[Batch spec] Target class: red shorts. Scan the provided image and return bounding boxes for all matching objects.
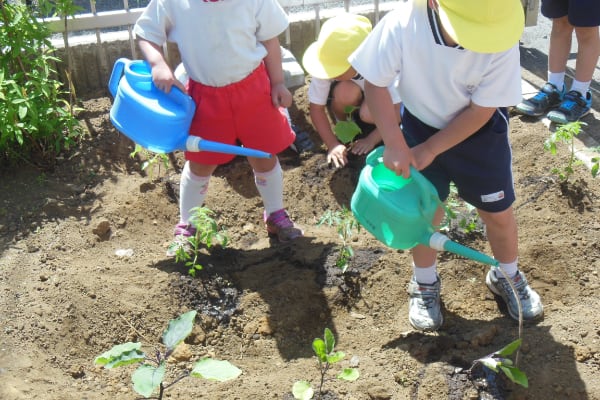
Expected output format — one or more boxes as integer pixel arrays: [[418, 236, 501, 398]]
[[186, 63, 295, 165]]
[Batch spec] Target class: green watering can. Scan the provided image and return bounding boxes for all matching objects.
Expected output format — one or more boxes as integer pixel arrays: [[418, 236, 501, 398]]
[[351, 147, 499, 267]]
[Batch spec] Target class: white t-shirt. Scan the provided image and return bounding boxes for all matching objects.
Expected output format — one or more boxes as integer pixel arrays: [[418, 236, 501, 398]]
[[307, 75, 401, 106], [134, 0, 288, 87], [349, 0, 522, 129]]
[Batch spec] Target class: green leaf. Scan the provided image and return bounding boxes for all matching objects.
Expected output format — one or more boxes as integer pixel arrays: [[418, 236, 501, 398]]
[[18, 105, 27, 119], [132, 363, 166, 398], [292, 380, 314, 400], [495, 338, 521, 357], [162, 310, 196, 351], [190, 358, 242, 381], [499, 365, 529, 388], [324, 328, 335, 354], [326, 350, 345, 364], [94, 342, 144, 368], [312, 338, 327, 362], [334, 120, 362, 144], [337, 368, 360, 381]]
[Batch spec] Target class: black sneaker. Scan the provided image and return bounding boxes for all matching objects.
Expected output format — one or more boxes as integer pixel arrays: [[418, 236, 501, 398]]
[[547, 90, 592, 124], [515, 82, 565, 117]]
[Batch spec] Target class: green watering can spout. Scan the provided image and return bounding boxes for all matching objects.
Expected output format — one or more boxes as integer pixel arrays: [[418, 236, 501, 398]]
[[427, 232, 499, 267], [351, 146, 499, 267]]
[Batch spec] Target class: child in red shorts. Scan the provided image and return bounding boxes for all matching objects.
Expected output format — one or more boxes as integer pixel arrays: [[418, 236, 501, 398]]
[[133, 0, 303, 256]]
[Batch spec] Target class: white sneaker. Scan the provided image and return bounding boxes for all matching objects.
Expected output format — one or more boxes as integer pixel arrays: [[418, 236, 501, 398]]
[[407, 276, 443, 331], [486, 269, 543, 321]]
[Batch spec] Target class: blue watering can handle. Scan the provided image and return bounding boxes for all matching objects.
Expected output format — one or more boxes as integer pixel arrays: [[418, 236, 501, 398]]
[[108, 57, 129, 98]]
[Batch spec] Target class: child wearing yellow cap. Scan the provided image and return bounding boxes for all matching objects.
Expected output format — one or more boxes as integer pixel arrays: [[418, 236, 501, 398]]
[[302, 13, 402, 168], [350, 0, 543, 331]]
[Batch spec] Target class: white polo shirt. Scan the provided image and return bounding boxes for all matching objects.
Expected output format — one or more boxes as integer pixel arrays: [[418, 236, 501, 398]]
[[134, 0, 288, 87], [349, 0, 522, 129]]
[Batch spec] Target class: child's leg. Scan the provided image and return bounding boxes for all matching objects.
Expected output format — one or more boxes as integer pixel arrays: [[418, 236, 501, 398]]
[[179, 161, 217, 224], [248, 156, 283, 215], [571, 25, 600, 94], [330, 80, 362, 121], [247, 155, 303, 242], [548, 16, 573, 79]]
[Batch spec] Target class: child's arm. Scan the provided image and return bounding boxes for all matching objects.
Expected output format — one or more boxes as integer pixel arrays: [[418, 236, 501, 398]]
[[262, 37, 292, 108], [309, 102, 348, 168], [138, 38, 186, 94], [364, 81, 413, 178]]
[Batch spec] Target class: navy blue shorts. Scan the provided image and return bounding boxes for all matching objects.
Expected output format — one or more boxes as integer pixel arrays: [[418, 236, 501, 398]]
[[542, 0, 600, 27], [401, 107, 515, 213]]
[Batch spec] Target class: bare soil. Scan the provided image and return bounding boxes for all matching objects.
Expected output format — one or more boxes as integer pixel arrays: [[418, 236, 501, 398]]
[[1, 83, 599, 400]]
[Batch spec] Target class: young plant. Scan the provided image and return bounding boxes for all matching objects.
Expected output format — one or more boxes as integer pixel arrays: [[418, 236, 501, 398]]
[[317, 206, 361, 273], [94, 310, 241, 399], [442, 183, 482, 236], [544, 121, 598, 181], [471, 338, 528, 388], [173, 207, 229, 277], [130, 145, 170, 180], [333, 105, 362, 144], [292, 327, 359, 400]]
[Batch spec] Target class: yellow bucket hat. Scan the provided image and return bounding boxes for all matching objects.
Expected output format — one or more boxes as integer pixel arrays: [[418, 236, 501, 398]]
[[437, 0, 524, 53], [302, 14, 372, 79]]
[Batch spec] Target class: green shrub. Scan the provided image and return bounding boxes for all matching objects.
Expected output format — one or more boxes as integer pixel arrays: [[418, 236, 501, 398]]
[[0, 0, 82, 167]]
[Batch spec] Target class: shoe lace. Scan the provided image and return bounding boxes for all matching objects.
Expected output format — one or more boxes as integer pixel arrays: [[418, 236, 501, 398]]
[[413, 285, 439, 310], [499, 274, 530, 301]]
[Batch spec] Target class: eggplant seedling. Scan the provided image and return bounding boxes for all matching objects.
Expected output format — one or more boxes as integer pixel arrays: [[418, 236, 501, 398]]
[[94, 310, 241, 399], [318, 206, 361, 273], [292, 327, 359, 400]]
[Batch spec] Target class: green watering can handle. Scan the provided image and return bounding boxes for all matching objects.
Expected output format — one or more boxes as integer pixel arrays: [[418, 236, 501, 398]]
[[407, 165, 443, 219]]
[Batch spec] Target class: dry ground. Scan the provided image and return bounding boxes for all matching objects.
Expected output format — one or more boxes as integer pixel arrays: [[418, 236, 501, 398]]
[[0, 82, 599, 400]]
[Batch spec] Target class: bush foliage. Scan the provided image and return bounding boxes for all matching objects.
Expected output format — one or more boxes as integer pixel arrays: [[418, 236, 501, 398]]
[[0, 0, 82, 168]]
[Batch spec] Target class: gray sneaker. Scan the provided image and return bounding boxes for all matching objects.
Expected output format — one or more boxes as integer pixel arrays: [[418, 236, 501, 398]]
[[407, 276, 443, 331], [486, 270, 543, 321]]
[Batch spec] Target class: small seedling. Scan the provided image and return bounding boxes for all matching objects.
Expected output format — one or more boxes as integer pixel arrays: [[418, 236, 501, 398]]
[[292, 327, 359, 400], [333, 105, 362, 144], [172, 207, 229, 277], [317, 206, 361, 273], [544, 121, 598, 181], [130, 144, 170, 180], [94, 310, 241, 399], [442, 184, 482, 236], [471, 338, 528, 388]]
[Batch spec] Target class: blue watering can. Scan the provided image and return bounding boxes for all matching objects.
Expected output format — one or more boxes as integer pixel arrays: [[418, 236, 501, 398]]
[[108, 58, 272, 158], [351, 147, 499, 267]]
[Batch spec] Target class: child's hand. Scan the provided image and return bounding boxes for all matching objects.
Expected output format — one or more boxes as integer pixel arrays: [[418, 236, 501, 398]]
[[327, 144, 348, 168], [271, 83, 292, 108], [350, 135, 378, 155], [151, 62, 186, 94]]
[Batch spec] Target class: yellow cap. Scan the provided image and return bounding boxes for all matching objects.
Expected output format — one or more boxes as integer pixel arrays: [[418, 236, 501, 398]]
[[302, 14, 372, 79], [437, 0, 524, 53]]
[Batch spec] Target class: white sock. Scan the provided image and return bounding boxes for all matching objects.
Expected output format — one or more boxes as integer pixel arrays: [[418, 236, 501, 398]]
[[179, 161, 210, 224], [413, 262, 438, 285], [570, 80, 591, 97], [496, 258, 518, 279], [547, 71, 565, 90], [254, 158, 284, 216]]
